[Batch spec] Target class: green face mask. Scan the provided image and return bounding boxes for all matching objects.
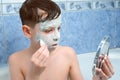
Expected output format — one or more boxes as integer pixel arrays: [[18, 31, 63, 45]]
[[36, 15, 62, 49]]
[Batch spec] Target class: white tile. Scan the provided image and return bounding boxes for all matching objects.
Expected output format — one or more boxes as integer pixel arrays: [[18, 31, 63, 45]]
[[66, 1, 92, 11], [56, 2, 66, 10], [2, 0, 65, 3], [0, 4, 2, 14], [93, 0, 115, 9], [53, 0, 66, 2], [115, 0, 120, 8], [67, 0, 92, 1], [2, 0, 25, 3], [2, 3, 22, 14]]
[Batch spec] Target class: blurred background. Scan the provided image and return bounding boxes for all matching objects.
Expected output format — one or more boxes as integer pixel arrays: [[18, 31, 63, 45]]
[[0, 0, 120, 65]]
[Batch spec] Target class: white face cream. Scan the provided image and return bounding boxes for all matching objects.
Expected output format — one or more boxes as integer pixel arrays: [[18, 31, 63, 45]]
[[36, 15, 62, 48]]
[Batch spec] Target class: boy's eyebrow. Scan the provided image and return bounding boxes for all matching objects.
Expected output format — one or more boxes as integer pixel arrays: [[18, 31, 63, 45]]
[[42, 27, 54, 30], [44, 25, 61, 29]]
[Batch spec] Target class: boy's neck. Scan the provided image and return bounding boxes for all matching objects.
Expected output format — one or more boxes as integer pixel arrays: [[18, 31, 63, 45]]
[[28, 44, 57, 55]]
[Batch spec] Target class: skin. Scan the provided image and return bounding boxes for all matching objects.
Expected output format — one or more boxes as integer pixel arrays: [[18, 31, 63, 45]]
[[8, 22, 83, 80], [8, 9, 114, 80], [93, 55, 114, 80]]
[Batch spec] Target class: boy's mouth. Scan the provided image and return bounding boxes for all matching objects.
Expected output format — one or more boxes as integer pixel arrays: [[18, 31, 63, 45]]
[[52, 44, 58, 46]]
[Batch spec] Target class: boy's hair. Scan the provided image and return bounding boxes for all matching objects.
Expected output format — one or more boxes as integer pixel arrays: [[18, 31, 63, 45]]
[[19, 0, 61, 28]]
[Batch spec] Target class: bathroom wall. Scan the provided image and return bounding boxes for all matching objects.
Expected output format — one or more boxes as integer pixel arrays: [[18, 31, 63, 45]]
[[0, 0, 120, 64]]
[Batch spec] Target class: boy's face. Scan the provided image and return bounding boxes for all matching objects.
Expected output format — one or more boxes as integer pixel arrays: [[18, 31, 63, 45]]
[[36, 16, 62, 49]]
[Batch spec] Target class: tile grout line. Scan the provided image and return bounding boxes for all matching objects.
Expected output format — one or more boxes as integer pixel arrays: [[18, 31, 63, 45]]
[[1, 0, 7, 63], [114, 8, 117, 48]]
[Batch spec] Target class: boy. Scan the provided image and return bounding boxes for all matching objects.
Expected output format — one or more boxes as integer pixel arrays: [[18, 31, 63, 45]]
[[8, 0, 114, 80]]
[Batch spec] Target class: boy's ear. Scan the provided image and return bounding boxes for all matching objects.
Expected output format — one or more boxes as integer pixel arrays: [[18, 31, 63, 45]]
[[22, 25, 31, 38]]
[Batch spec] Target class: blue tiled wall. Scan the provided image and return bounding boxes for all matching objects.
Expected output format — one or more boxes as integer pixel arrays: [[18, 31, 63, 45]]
[[0, 16, 6, 64], [63, 10, 116, 53], [116, 9, 120, 47], [0, 0, 120, 64], [4, 15, 29, 56]]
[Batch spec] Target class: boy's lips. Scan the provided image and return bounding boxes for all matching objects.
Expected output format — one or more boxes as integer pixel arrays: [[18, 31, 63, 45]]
[[52, 44, 58, 46]]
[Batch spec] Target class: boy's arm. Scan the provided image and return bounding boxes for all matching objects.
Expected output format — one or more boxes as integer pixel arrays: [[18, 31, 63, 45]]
[[68, 48, 83, 80], [9, 54, 24, 80], [9, 45, 49, 80], [26, 45, 49, 80], [68, 48, 114, 80]]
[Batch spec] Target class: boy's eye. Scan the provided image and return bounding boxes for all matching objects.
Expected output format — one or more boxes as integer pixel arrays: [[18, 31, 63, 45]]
[[44, 29, 53, 33]]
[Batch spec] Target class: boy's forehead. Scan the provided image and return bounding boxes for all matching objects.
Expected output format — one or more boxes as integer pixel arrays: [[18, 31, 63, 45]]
[[40, 15, 62, 30]]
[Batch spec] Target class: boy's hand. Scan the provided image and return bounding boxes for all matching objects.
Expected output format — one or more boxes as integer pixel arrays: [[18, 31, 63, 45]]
[[27, 45, 49, 78], [31, 45, 49, 67], [93, 55, 114, 80]]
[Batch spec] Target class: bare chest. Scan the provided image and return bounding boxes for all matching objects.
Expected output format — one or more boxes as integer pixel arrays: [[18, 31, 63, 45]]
[[22, 54, 70, 80]]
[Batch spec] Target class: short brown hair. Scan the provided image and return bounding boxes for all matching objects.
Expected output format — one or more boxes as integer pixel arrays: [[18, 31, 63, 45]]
[[19, 0, 61, 28]]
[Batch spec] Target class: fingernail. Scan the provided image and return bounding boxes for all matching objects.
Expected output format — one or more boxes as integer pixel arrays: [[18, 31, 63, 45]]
[[104, 55, 107, 60]]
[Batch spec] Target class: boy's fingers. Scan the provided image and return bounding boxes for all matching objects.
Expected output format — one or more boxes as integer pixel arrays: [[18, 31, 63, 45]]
[[38, 47, 49, 66], [37, 45, 47, 58], [104, 55, 114, 74], [101, 60, 113, 78], [31, 45, 49, 67], [96, 68, 109, 80], [38, 46, 49, 61], [40, 52, 49, 67], [95, 55, 114, 80], [32, 45, 46, 58]]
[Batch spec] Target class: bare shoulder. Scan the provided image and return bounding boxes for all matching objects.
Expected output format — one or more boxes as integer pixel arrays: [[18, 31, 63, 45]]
[[57, 46, 77, 60], [8, 49, 28, 66], [8, 49, 29, 80]]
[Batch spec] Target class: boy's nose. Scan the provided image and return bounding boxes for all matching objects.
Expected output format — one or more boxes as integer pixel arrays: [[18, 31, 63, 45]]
[[53, 38, 58, 41], [52, 31, 60, 41]]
